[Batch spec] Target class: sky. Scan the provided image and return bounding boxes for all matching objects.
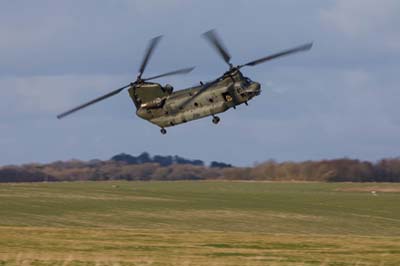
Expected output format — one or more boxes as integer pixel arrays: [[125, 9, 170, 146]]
[[1, 0, 400, 166]]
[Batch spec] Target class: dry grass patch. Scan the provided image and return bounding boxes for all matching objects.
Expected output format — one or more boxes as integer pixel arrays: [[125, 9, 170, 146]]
[[1, 227, 400, 265], [336, 186, 400, 193]]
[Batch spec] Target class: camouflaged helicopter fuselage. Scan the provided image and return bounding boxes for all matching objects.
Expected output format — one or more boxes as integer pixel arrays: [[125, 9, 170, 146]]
[[131, 70, 261, 128]]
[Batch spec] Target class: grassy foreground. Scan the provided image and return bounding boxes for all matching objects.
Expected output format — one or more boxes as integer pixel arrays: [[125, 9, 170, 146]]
[[0, 181, 399, 266]]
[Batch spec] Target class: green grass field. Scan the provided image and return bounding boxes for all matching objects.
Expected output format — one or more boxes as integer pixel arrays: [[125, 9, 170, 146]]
[[0, 181, 400, 266]]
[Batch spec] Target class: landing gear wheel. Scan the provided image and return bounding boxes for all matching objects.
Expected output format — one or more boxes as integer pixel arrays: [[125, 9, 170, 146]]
[[160, 128, 167, 135], [212, 116, 220, 125]]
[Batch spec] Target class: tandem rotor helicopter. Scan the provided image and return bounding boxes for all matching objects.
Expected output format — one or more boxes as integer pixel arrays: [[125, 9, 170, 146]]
[[57, 30, 312, 134]]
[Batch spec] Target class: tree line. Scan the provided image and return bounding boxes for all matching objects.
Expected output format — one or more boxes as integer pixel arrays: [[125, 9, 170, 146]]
[[0, 153, 400, 183]]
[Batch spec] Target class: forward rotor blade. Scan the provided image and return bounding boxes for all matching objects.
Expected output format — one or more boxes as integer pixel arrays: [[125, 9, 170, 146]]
[[239, 43, 313, 68], [138, 35, 163, 78], [203, 29, 231, 66], [143, 67, 195, 81], [57, 84, 131, 119], [174, 78, 219, 111]]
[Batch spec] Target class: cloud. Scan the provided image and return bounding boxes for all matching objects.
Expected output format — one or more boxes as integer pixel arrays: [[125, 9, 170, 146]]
[[320, 0, 400, 49], [0, 74, 133, 118]]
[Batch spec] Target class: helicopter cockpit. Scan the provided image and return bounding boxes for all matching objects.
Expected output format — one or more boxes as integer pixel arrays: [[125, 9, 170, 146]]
[[163, 84, 174, 94], [244, 77, 252, 84]]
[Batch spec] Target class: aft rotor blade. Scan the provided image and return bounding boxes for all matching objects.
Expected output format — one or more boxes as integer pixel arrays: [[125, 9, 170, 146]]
[[174, 78, 219, 111], [57, 84, 131, 119], [239, 43, 313, 68], [138, 35, 163, 78], [143, 67, 195, 81], [203, 29, 231, 66]]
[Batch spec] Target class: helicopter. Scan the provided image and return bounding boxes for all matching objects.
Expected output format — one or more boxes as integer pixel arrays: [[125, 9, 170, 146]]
[[57, 30, 312, 135]]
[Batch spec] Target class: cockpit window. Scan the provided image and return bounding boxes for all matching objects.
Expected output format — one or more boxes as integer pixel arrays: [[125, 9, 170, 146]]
[[244, 77, 252, 84]]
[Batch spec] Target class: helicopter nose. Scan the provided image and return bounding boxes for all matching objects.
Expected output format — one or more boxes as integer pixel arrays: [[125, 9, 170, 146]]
[[248, 82, 261, 96]]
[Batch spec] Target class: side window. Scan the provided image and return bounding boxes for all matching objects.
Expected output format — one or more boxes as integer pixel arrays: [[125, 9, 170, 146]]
[[222, 92, 233, 102]]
